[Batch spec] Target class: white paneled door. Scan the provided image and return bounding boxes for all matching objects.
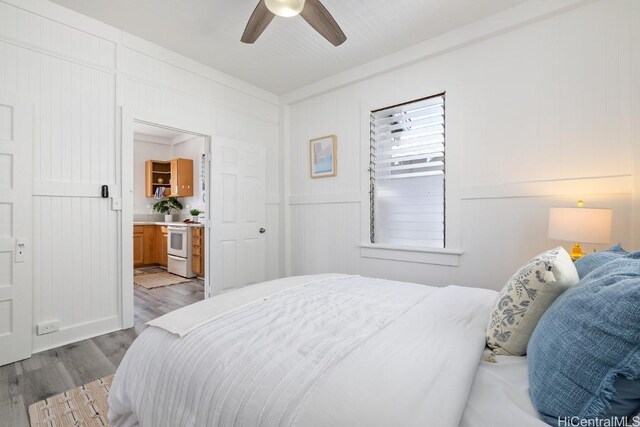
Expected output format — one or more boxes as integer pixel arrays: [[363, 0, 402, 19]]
[[210, 139, 266, 295], [0, 92, 32, 366]]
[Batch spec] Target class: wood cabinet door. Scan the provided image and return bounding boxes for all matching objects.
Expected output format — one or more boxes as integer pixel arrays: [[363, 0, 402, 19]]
[[170, 159, 179, 196], [133, 233, 144, 267], [170, 158, 194, 197], [191, 228, 200, 276], [179, 158, 194, 197], [142, 226, 157, 265], [158, 227, 168, 267], [145, 160, 153, 197], [192, 253, 201, 276]]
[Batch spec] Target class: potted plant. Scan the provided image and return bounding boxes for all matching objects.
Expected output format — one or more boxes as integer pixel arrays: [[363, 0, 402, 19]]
[[190, 209, 202, 223], [153, 197, 183, 222]]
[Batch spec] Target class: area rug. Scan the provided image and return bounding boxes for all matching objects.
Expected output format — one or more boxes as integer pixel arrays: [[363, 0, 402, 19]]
[[29, 375, 114, 427], [133, 271, 191, 289]]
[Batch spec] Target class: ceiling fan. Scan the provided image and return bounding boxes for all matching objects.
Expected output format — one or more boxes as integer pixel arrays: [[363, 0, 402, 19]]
[[241, 0, 347, 46]]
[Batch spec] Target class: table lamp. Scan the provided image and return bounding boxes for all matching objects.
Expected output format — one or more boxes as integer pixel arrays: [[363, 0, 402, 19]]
[[548, 201, 612, 261]]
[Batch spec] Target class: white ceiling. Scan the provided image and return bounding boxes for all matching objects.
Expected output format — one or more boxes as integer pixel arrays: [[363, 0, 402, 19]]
[[50, 0, 527, 95]]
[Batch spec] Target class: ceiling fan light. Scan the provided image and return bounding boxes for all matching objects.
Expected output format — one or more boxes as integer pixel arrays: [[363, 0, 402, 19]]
[[265, 0, 306, 17]]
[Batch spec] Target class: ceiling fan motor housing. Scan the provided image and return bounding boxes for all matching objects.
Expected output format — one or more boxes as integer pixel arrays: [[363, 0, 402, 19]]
[[265, 0, 306, 17]]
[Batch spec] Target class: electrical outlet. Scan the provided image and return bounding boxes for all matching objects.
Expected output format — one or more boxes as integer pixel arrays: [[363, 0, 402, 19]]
[[37, 320, 59, 335]]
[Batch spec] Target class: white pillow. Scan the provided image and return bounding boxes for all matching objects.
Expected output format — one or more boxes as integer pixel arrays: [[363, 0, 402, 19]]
[[486, 246, 579, 356]]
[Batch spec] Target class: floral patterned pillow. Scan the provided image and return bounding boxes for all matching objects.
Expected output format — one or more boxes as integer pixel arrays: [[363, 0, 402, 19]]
[[486, 247, 579, 356]]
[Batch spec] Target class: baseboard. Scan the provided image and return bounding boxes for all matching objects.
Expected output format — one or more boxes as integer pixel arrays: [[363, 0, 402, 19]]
[[32, 315, 121, 354]]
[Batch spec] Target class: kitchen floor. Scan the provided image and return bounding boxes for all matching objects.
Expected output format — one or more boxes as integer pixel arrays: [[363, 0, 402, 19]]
[[134, 266, 204, 290], [0, 272, 204, 427]]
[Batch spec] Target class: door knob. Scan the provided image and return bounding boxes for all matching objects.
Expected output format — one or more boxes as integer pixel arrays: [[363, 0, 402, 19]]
[[259, 228, 266, 234]]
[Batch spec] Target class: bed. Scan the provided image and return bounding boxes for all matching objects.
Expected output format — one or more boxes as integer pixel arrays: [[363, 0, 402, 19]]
[[109, 274, 546, 427]]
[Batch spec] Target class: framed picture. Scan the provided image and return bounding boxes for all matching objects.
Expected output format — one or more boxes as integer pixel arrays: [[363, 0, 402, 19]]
[[310, 135, 337, 178]]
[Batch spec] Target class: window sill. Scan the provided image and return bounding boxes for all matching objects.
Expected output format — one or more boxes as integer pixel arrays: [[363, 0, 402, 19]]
[[359, 243, 463, 266]]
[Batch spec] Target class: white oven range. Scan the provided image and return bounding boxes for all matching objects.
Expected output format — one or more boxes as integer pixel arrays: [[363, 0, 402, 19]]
[[167, 225, 195, 278]]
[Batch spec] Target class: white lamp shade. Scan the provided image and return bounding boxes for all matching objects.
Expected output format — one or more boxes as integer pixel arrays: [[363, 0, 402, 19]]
[[548, 207, 612, 244], [265, 0, 306, 17]]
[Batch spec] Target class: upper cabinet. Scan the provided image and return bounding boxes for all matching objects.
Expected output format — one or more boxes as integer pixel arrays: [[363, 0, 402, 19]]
[[171, 158, 194, 197], [145, 158, 193, 197]]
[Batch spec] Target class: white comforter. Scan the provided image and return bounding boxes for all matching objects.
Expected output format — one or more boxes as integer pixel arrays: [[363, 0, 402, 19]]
[[109, 275, 497, 427]]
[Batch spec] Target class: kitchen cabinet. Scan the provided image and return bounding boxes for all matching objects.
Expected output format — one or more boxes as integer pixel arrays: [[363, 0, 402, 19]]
[[192, 227, 204, 277], [134, 225, 161, 267], [145, 160, 171, 198], [170, 158, 194, 197], [142, 226, 157, 265], [134, 224, 199, 270], [158, 226, 168, 267], [133, 226, 144, 267], [145, 158, 193, 197]]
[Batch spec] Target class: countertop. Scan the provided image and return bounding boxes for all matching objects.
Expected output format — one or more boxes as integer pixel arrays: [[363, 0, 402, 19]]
[[134, 221, 205, 228]]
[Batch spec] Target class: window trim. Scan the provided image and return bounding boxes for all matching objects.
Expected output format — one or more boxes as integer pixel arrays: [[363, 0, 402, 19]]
[[369, 93, 446, 248], [359, 89, 462, 266], [359, 243, 463, 266]]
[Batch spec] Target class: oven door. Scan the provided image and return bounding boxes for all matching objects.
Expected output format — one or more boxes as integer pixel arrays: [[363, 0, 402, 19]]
[[167, 226, 188, 258]]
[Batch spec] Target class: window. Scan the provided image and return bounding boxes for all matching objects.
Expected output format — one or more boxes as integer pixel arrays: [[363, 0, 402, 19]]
[[369, 93, 445, 248]]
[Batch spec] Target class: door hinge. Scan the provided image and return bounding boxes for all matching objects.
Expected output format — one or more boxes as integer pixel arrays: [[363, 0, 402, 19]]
[[205, 152, 212, 162]]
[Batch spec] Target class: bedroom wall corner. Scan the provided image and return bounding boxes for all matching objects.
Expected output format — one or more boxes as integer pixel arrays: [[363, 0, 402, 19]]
[[279, 103, 292, 277]]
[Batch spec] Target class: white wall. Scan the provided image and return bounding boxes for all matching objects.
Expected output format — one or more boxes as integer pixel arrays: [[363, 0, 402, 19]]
[[172, 136, 206, 214], [285, 0, 639, 291], [133, 139, 172, 215], [0, 0, 282, 352]]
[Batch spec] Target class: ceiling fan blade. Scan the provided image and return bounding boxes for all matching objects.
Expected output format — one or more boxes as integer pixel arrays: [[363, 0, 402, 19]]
[[241, 0, 275, 44], [300, 0, 347, 46]]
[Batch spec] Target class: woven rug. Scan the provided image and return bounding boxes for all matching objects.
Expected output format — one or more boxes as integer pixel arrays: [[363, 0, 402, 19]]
[[29, 375, 114, 427], [133, 271, 191, 289]]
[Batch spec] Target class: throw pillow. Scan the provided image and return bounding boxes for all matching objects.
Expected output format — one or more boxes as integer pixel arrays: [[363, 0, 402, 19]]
[[486, 247, 579, 356]]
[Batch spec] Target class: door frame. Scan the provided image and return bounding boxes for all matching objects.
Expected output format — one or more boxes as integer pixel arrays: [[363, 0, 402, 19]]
[[120, 108, 214, 329]]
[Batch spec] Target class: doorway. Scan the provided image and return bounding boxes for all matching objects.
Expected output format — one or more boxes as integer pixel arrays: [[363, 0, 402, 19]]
[[120, 112, 213, 330], [128, 122, 209, 329]]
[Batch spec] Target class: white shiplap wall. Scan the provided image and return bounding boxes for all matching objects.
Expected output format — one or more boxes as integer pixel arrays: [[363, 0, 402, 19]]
[[0, 0, 281, 352], [286, 0, 639, 291]]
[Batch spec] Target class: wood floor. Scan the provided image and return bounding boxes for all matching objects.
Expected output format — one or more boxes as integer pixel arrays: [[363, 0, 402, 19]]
[[0, 272, 204, 427]]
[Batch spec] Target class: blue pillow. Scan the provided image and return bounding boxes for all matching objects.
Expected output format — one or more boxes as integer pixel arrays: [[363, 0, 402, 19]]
[[604, 377, 640, 418], [528, 253, 640, 425], [574, 244, 627, 279]]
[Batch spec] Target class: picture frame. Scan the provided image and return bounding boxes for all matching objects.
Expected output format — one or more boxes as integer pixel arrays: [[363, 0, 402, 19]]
[[310, 135, 337, 178]]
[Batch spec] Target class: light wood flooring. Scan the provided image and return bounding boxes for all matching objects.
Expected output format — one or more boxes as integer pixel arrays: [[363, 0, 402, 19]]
[[0, 269, 203, 427]]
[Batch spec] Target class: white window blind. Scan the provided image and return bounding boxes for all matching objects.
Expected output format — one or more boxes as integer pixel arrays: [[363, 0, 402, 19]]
[[369, 94, 445, 248]]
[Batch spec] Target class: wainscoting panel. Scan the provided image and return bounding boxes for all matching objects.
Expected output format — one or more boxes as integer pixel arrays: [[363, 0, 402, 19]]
[[32, 196, 119, 352], [290, 203, 361, 276]]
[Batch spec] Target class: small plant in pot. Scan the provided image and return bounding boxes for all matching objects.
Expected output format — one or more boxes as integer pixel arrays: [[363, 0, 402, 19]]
[[153, 197, 183, 223], [190, 209, 202, 223]]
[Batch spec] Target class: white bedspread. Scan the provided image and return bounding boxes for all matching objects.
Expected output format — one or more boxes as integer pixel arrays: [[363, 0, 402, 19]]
[[460, 356, 546, 427], [109, 275, 497, 427], [146, 274, 352, 336]]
